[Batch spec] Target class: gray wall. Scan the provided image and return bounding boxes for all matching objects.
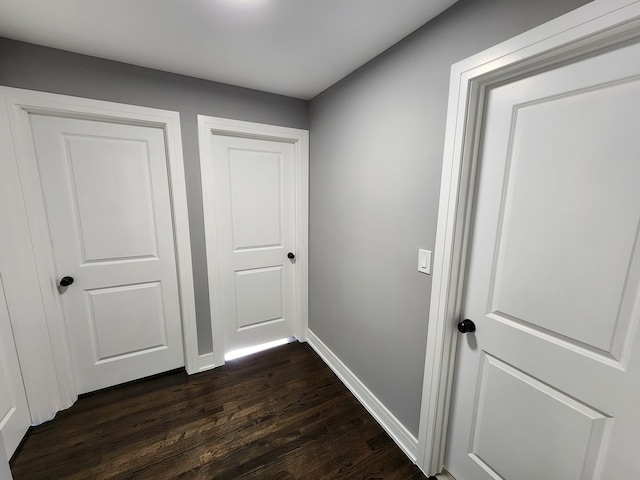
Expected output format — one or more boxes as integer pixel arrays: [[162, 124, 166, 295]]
[[308, 0, 589, 436], [0, 38, 308, 354]]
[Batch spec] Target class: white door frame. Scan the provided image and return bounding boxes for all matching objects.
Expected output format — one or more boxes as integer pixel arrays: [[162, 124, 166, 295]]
[[0, 273, 30, 458], [0, 432, 13, 480], [416, 0, 640, 475], [198, 116, 309, 368], [0, 87, 199, 423]]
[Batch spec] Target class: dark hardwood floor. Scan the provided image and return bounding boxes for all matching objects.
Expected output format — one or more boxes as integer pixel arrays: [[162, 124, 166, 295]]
[[10, 341, 429, 480]]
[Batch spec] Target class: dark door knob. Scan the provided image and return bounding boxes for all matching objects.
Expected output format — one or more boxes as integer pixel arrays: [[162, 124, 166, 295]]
[[59, 276, 74, 287], [287, 252, 295, 260], [457, 319, 476, 334]]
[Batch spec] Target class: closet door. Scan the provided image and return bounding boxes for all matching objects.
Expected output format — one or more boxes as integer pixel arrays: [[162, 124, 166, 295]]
[[28, 114, 186, 394]]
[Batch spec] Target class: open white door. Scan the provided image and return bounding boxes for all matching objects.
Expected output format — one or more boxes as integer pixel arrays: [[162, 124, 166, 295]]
[[446, 36, 640, 479], [418, 1, 640, 478], [199, 116, 309, 364], [0, 276, 30, 460]]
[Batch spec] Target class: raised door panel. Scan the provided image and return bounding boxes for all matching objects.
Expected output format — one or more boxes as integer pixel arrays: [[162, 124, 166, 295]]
[[235, 267, 284, 329], [229, 149, 283, 251], [86, 282, 168, 361], [491, 81, 640, 360], [64, 135, 158, 262]]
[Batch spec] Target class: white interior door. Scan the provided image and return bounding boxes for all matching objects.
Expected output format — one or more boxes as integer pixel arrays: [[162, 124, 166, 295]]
[[29, 114, 185, 395], [209, 134, 297, 354], [445, 39, 640, 479], [0, 275, 30, 459], [0, 431, 12, 480]]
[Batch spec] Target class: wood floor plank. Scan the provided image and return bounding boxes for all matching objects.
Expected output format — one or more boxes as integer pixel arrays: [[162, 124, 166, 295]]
[[10, 342, 427, 480]]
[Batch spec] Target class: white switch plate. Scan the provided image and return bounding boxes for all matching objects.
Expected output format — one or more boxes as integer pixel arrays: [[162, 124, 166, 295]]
[[418, 249, 432, 274]]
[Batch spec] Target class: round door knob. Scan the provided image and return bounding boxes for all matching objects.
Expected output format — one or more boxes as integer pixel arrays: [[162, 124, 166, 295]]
[[59, 276, 74, 287], [287, 252, 295, 260], [457, 319, 476, 334]]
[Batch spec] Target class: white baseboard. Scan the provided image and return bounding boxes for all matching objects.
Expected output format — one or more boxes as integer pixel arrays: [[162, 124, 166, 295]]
[[436, 469, 455, 480], [193, 352, 223, 374], [306, 329, 419, 462]]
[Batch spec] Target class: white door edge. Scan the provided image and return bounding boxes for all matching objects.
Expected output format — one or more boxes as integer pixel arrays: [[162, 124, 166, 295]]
[[416, 0, 640, 475], [436, 470, 456, 480], [0, 86, 198, 423], [198, 115, 309, 367], [0, 432, 13, 480]]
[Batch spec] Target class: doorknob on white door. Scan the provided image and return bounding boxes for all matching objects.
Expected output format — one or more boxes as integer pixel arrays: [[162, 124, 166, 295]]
[[457, 319, 476, 333], [287, 252, 295, 260], [59, 276, 74, 287]]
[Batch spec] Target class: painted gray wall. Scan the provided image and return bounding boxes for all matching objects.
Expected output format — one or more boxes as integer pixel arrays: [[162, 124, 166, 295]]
[[0, 38, 308, 354], [308, 0, 590, 436]]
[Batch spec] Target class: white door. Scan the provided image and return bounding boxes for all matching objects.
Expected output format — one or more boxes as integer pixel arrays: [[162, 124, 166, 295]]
[[0, 431, 13, 480], [209, 134, 297, 354], [445, 39, 640, 478], [29, 114, 185, 394], [0, 275, 30, 459]]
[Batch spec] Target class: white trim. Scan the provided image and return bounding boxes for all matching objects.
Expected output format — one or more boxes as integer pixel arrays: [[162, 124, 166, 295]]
[[196, 352, 222, 373], [416, 0, 640, 475], [198, 115, 309, 366], [435, 470, 455, 480], [0, 87, 199, 421], [307, 329, 419, 463], [0, 432, 13, 480], [0, 92, 67, 424]]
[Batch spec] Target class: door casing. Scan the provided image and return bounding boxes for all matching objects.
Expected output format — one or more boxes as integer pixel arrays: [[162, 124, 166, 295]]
[[0, 87, 198, 423], [416, 0, 640, 475], [0, 274, 30, 459], [198, 115, 309, 369]]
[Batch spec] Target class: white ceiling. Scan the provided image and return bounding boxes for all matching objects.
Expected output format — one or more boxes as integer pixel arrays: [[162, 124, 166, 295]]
[[0, 0, 458, 99]]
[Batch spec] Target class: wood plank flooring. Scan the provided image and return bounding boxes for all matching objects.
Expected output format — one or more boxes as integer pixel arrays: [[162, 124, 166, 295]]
[[10, 341, 429, 480]]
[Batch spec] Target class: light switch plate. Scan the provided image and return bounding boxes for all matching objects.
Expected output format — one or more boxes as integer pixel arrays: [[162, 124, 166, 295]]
[[418, 249, 432, 274]]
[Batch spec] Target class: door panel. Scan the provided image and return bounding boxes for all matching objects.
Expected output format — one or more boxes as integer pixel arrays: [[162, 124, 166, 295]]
[[446, 39, 640, 479], [229, 149, 284, 250], [86, 282, 167, 361], [211, 135, 296, 353], [0, 276, 30, 459], [29, 115, 184, 394], [469, 353, 608, 480], [235, 266, 284, 329], [64, 135, 159, 261], [491, 80, 640, 358]]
